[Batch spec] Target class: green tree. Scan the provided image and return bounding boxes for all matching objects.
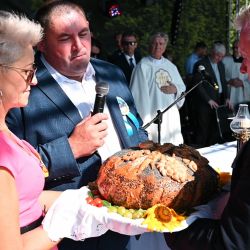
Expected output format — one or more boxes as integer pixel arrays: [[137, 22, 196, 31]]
[[101, 0, 229, 75], [6, 0, 248, 75]]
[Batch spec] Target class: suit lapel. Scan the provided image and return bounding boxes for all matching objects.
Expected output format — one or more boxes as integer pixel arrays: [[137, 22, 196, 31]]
[[121, 53, 130, 69], [35, 57, 81, 125], [205, 57, 218, 83]]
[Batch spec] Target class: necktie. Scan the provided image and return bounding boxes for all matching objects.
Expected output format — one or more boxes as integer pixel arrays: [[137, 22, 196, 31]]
[[129, 57, 134, 69]]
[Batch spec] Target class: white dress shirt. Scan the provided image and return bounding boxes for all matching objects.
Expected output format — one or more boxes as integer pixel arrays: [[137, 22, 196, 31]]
[[210, 60, 223, 94], [40, 55, 122, 161], [125, 54, 136, 66]]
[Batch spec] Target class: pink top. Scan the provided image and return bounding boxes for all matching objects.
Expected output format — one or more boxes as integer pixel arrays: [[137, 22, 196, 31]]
[[0, 131, 45, 227]]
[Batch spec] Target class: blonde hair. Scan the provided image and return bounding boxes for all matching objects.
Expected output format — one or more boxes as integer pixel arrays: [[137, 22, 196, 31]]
[[234, 5, 250, 31], [0, 11, 43, 65]]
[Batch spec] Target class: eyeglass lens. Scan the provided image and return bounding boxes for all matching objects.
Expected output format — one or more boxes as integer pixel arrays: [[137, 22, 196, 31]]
[[27, 69, 35, 83]]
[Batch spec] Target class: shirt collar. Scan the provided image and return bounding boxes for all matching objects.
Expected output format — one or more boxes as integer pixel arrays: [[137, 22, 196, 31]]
[[40, 54, 95, 84], [149, 55, 164, 64], [124, 53, 135, 61]]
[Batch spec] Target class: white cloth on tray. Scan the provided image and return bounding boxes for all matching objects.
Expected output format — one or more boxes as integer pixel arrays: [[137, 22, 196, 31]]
[[42, 187, 108, 241], [42, 186, 230, 242]]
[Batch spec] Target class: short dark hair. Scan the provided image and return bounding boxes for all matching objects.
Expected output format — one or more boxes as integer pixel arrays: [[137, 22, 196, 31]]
[[195, 41, 207, 50], [35, 0, 86, 30], [121, 31, 137, 41]]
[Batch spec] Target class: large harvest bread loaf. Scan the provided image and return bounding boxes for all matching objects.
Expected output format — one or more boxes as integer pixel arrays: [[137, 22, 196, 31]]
[[96, 142, 219, 212]]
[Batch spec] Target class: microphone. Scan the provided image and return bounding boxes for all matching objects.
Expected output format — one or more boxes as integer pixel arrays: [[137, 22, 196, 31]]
[[92, 82, 109, 115], [198, 65, 219, 90]]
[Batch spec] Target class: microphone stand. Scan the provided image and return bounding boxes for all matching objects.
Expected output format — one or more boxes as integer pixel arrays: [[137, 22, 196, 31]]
[[142, 79, 207, 144]]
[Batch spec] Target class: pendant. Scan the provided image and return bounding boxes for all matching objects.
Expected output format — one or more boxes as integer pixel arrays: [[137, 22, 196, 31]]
[[40, 161, 49, 178]]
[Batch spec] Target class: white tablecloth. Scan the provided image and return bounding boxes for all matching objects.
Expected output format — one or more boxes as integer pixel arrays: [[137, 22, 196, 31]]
[[197, 141, 237, 173]]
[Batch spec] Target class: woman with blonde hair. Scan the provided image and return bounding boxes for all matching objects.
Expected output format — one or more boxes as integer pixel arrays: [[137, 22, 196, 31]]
[[0, 11, 61, 249]]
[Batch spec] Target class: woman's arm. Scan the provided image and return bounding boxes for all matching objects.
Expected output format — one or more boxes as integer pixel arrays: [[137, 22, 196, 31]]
[[39, 190, 61, 213], [0, 167, 60, 250]]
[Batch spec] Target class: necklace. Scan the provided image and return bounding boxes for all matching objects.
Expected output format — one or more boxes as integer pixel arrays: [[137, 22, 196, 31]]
[[0, 129, 49, 178]]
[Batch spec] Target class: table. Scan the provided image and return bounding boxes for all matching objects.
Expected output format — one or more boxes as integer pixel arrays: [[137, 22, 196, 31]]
[[197, 141, 237, 172]]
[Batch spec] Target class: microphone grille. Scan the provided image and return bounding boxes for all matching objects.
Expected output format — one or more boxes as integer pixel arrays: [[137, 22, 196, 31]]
[[198, 65, 205, 72], [95, 82, 109, 95]]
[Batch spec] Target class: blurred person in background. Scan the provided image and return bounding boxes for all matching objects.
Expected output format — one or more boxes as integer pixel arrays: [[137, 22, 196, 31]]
[[192, 41, 233, 147], [109, 31, 141, 84], [130, 32, 186, 145], [223, 39, 250, 109], [91, 37, 106, 60], [185, 41, 207, 75]]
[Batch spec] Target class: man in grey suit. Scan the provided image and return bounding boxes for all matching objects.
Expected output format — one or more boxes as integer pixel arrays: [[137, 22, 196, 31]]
[[6, 1, 148, 250]]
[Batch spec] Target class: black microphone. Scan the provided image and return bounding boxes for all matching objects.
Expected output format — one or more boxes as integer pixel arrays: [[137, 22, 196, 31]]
[[198, 65, 219, 90], [92, 82, 109, 115]]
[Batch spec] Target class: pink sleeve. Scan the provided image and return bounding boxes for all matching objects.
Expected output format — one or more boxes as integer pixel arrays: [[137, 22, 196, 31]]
[[0, 136, 19, 178]]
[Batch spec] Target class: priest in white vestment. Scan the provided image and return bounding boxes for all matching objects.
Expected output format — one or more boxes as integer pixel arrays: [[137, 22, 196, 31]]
[[222, 39, 250, 108], [130, 32, 186, 145]]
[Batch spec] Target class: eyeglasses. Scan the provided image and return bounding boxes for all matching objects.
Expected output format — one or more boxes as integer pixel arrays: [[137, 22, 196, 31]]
[[122, 41, 137, 46], [0, 64, 37, 84]]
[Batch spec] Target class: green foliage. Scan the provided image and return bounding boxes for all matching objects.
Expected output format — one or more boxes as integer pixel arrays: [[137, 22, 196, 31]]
[[174, 0, 228, 75], [102, 0, 231, 75], [103, 2, 174, 56], [26, 0, 248, 75]]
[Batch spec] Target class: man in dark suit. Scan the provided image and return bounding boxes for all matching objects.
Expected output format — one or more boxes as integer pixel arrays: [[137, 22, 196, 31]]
[[164, 6, 250, 248], [109, 31, 141, 85], [192, 41, 233, 147], [6, 1, 148, 250]]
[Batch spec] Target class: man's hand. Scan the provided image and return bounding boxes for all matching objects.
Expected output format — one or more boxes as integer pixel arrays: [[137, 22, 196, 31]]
[[208, 99, 219, 109], [228, 78, 244, 88], [68, 113, 108, 159], [225, 98, 234, 110], [160, 83, 177, 94]]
